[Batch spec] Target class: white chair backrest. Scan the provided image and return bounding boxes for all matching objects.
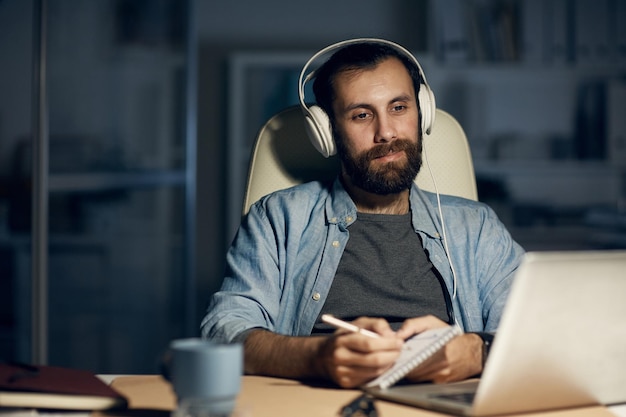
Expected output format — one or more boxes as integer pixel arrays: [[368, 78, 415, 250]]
[[243, 106, 477, 215]]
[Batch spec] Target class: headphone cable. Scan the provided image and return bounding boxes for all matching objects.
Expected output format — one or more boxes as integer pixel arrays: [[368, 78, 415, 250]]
[[422, 141, 459, 303]]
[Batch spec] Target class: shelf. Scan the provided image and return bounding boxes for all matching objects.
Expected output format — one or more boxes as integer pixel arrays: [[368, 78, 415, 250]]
[[48, 170, 187, 193], [474, 159, 622, 175], [420, 57, 626, 79], [474, 160, 622, 208]]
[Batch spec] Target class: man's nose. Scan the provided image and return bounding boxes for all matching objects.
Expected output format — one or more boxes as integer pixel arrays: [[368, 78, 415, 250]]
[[374, 114, 397, 143]]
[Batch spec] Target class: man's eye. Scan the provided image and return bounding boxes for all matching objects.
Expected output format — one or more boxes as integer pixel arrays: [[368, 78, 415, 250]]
[[353, 112, 369, 120], [392, 105, 406, 112]]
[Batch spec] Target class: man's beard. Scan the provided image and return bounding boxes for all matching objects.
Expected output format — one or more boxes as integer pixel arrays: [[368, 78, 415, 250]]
[[338, 138, 422, 195]]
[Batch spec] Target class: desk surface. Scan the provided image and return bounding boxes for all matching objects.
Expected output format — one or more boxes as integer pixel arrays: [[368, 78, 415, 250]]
[[105, 375, 619, 417]]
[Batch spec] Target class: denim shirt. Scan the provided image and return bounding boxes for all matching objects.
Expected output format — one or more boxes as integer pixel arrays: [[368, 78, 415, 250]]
[[201, 179, 525, 342]]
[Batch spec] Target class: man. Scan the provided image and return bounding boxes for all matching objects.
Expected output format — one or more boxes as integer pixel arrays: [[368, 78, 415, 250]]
[[202, 40, 524, 388]]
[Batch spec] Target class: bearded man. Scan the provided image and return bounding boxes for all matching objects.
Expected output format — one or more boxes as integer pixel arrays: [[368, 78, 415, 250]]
[[202, 40, 524, 388]]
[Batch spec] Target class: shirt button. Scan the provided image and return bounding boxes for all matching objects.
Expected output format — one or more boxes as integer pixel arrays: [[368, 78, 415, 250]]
[[330, 217, 337, 223], [346, 216, 353, 222], [332, 240, 340, 248], [312, 292, 321, 301]]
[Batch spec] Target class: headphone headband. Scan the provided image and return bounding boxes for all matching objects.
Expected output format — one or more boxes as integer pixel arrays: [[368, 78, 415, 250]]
[[298, 38, 432, 110], [297, 38, 436, 157]]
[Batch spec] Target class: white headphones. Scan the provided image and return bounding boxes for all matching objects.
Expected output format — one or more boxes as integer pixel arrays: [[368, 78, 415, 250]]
[[298, 38, 437, 158]]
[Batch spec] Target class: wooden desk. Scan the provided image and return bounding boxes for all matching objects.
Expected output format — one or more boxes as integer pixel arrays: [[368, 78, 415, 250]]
[[107, 375, 617, 417]]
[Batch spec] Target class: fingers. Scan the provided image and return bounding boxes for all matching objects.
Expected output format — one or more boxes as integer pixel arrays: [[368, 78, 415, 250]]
[[395, 315, 449, 340], [321, 320, 403, 388], [331, 339, 403, 387], [405, 349, 450, 383], [350, 317, 397, 338], [404, 333, 482, 384]]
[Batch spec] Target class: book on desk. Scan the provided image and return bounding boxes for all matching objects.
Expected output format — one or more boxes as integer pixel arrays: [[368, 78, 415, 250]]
[[0, 363, 127, 411]]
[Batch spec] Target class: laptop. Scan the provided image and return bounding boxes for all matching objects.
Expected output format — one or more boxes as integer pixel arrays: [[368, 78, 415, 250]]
[[365, 250, 626, 416]]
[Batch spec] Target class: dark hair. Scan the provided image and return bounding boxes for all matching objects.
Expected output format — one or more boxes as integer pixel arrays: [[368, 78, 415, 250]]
[[311, 42, 424, 122]]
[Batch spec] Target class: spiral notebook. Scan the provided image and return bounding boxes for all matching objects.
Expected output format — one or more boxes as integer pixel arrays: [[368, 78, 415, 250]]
[[364, 324, 462, 389]]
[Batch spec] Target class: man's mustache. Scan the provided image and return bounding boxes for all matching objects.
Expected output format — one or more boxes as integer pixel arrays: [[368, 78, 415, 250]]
[[364, 139, 415, 160]]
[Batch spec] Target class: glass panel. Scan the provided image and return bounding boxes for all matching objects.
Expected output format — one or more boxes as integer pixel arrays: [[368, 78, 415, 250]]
[[0, 0, 35, 363], [47, 187, 186, 372], [47, 0, 186, 173], [45, 0, 190, 373]]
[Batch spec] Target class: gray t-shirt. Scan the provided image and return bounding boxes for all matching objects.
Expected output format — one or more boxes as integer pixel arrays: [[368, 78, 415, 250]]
[[313, 212, 451, 334]]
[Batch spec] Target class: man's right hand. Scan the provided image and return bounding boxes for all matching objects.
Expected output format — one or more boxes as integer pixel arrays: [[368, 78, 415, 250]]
[[243, 317, 403, 388], [317, 317, 404, 387]]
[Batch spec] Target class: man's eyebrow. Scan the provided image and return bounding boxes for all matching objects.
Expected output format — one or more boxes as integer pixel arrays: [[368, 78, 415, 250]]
[[390, 94, 413, 103], [343, 102, 373, 112], [342, 95, 413, 113]]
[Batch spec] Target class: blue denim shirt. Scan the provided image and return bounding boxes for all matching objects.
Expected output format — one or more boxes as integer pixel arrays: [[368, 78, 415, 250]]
[[201, 179, 525, 342]]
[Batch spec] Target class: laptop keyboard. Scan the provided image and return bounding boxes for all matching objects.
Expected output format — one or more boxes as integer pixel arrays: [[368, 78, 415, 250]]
[[430, 391, 476, 405]]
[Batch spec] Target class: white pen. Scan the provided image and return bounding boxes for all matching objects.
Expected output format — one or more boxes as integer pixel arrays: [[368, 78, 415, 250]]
[[321, 314, 381, 339]]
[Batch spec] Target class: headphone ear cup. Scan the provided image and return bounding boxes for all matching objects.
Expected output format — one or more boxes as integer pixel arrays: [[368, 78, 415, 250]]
[[418, 85, 436, 135], [304, 105, 336, 157]]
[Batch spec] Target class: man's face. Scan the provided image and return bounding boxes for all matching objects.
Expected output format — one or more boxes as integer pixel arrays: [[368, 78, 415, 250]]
[[331, 57, 422, 195]]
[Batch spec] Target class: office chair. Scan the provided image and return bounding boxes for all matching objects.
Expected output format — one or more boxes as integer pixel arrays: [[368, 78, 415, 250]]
[[242, 105, 477, 215]]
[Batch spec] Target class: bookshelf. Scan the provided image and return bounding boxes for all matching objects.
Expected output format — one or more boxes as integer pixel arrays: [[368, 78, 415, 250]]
[[426, 0, 626, 250]]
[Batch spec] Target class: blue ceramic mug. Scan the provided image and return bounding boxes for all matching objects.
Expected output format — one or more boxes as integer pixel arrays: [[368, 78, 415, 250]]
[[168, 338, 243, 417]]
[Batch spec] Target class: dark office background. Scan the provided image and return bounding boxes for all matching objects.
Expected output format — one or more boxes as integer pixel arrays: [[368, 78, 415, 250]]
[[0, 0, 624, 374]]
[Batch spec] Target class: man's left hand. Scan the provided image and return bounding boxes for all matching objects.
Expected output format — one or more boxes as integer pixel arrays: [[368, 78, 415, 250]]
[[395, 315, 482, 383]]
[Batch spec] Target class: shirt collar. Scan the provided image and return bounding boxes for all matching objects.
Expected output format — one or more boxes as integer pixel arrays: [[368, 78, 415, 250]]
[[325, 178, 358, 228], [409, 185, 444, 240], [324, 177, 442, 239]]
